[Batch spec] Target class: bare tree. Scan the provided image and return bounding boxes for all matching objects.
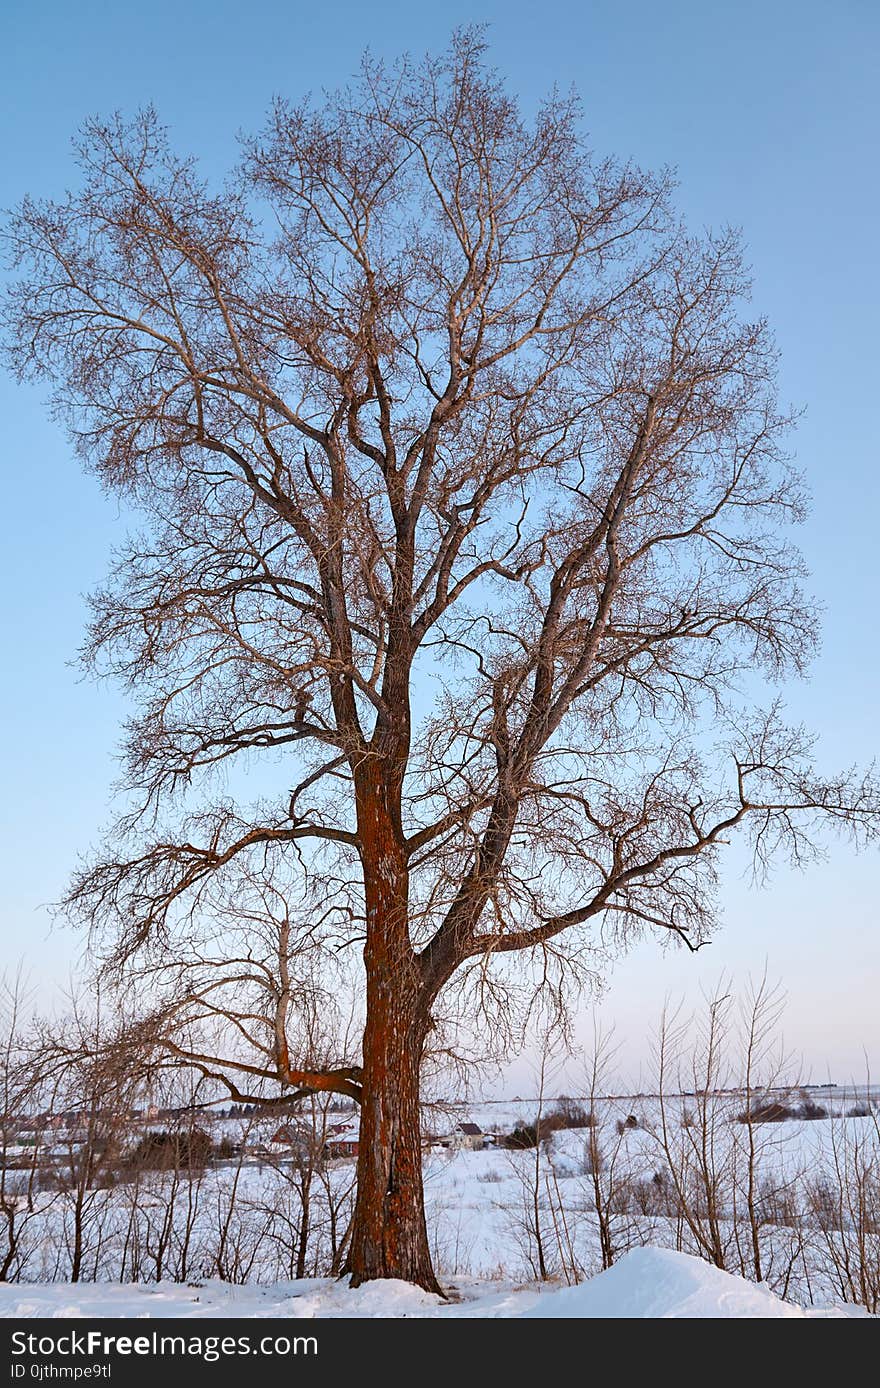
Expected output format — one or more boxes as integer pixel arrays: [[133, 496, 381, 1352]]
[[651, 978, 807, 1291], [507, 1047, 559, 1282], [119, 1068, 217, 1284], [580, 1023, 636, 1271], [730, 972, 804, 1290], [809, 1082, 880, 1313], [0, 973, 56, 1281], [39, 993, 146, 1282], [4, 30, 878, 1291]]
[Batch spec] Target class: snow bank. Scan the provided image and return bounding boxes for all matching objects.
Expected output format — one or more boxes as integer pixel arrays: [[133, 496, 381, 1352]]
[[0, 1248, 864, 1318], [522, 1246, 861, 1318], [0, 1278, 447, 1321]]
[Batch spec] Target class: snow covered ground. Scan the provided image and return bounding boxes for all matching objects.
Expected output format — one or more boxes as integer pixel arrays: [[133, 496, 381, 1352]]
[[0, 1247, 864, 1318], [4, 1087, 876, 1316]]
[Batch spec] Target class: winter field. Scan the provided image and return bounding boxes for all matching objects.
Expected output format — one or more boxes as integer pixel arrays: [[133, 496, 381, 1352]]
[[2, 1082, 878, 1318]]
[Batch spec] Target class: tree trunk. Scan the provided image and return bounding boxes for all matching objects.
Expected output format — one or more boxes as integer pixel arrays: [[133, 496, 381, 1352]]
[[346, 986, 439, 1293], [345, 766, 442, 1295]]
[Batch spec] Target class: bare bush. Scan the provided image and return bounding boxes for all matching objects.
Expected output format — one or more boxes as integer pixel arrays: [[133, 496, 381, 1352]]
[[577, 1026, 644, 1270], [809, 1103, 880, 1312], [0, 974, 58, 1281]]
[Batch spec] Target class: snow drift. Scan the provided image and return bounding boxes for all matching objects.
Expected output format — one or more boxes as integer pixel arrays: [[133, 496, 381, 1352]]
[[522, 1247, 860, 1318], [0, 1247, 866, 1318]]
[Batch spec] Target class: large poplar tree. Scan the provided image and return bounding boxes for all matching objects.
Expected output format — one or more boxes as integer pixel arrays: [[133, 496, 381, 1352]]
[[5, 32, 877, 1291]]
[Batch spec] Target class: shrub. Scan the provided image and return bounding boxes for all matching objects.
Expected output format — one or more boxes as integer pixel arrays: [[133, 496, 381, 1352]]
[[737, 1099, 796, 1124], [756, 1178, 801, 1228], [503, 1122, 539, 1150], [798, 1097, 828, 1121], [501, 1102, 595, 1149], [609, 1173, 679, 1218], [125, 1126, 214, 1171], [809, 1180, 843, 1230], [547, 1099, 595, 1130], [580, 1141, 603, 1175]]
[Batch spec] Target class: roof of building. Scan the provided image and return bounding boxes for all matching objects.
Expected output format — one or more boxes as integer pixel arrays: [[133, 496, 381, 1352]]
[[270, 1124, 310, 1145]]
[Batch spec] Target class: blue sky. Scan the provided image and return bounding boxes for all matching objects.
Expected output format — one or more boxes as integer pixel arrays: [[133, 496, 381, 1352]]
[[1, 0, 877, 1080]]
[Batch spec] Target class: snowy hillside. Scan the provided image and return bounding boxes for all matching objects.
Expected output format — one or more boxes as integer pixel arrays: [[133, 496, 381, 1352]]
[[3, 1089, 878, 1314]]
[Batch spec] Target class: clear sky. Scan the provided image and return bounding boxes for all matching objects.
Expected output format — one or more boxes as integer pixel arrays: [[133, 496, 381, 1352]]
[[1, 0, 877, 1084]]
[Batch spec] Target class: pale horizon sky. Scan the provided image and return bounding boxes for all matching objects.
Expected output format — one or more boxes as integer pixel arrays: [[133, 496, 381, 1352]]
[[1, 0, 877, 1086]]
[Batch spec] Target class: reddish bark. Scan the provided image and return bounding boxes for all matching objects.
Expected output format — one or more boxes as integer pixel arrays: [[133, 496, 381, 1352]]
[[346, 984, 437, 1292], [344, 764, 441, 1293]]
